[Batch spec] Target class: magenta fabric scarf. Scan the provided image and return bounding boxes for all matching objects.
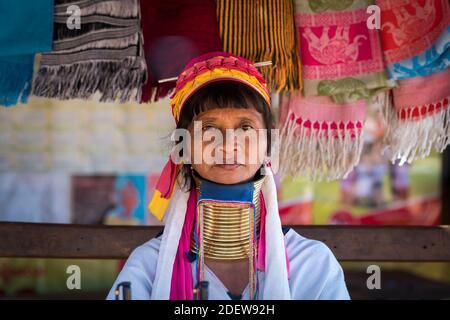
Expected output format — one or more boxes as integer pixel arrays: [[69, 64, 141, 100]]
[[169, 188, 290, 299]]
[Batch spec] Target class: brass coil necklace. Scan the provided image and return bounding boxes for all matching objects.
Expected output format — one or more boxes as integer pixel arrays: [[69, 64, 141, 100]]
[[190, 174, 265, 260]]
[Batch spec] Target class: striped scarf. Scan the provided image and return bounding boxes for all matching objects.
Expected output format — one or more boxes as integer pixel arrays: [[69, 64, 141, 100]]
[[0, 0, 53, 106], [216, 0, 302, 93], [32, 0, 147, 103]]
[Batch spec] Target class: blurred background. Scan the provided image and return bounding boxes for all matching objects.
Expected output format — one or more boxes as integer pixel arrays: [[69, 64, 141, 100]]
[[0, 94, 449, 299], [1, 0, 449, 300]]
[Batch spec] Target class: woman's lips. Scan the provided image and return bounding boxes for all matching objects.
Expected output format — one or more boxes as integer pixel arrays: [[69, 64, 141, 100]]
[[214, 163, 243, 170]]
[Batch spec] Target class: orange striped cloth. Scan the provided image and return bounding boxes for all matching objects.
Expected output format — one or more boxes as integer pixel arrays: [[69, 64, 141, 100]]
[[216, 0, 302, 93]]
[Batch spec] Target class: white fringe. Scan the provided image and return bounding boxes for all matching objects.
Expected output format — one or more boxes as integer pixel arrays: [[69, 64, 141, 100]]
[[278, 112, 364, 181], [32, 56, 146, 103], [381, 95, 450, 165]]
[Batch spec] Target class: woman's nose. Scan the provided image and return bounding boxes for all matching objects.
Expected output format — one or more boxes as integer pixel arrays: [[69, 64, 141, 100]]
[[217, 137, 238, 155], [220, 131, 246, 160]]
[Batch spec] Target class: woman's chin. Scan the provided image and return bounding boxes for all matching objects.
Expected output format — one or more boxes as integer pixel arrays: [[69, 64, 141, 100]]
[[208, 165, 251, 184]]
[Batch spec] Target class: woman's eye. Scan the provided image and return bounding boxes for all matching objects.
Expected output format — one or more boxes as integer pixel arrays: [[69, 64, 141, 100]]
[[202, 125, 215, 131], [241, 124, 253, 131]]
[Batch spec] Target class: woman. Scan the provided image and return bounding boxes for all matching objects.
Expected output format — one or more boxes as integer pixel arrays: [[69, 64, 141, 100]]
[[107, 52, 350, 300]]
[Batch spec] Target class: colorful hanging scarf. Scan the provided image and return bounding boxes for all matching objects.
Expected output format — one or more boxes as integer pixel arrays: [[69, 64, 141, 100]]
[[382, 68, 450, 164], [378, 0, 450, 80], [139, 0, 222, 102], [278, 0, 390, 180], [0, 0, 53, 106], [295, 0, 393, 103], [379, 0, 450, 163], [386, 25, 449, 80], [279, 93, 366, 180], [216, 0, 302, 93], [32, 0, 147, 103]]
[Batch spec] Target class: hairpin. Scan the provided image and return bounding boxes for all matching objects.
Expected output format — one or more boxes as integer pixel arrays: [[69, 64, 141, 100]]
[[157, 61, 272, 84]]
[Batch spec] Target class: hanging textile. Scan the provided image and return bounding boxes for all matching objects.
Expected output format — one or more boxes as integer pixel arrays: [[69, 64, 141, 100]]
[[379, 0, 450, 164], [0, 0, 53, 106], [379, 0, 450, 80], [139, 0, 222, 102], [32, 0, 147, 103], [216, 0, 302, 93], [278, 0, 389, 180], [382, 68, 450, 164], [279, 93, 366, 180], [385, 26, 449, 80], [295, 0, 392, 103]]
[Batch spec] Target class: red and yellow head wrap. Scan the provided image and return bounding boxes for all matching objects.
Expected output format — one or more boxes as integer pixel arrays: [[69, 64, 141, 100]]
[[149, 52, 271, 221], [171, 51, 271, 124]]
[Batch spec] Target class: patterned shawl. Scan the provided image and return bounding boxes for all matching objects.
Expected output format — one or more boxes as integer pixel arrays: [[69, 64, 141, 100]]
[[279, 0, 390, 180], [280, 0, 449, 180], [382, 68, 450, 164], [279, 93, 366, 180], [379, 0, 449, 80], [379, 0, 450, 164], [32, 0, 147, 103], [295, 0, 393, 103]]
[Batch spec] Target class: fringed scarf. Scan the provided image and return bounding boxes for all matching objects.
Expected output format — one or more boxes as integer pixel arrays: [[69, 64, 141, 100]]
[[279, 0, 390, 180], [216, 0, 302, 93], [382, 68, 450, 164], [139, 0, 222, 102], [0, 0, 53, 106], [379, 0, 450, 164], [279, 93, 365, 180], [32, 0, 147, 103]]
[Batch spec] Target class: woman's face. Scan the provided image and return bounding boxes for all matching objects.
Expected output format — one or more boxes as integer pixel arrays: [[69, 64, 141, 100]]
[[188, 107, 267, 184]]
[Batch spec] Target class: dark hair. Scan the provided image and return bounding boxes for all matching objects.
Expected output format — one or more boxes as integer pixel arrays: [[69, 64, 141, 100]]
[[175, 81, 273, 190]]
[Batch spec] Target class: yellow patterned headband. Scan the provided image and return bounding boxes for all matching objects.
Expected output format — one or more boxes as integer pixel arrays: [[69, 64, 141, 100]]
[[169, 52, 271, 124]]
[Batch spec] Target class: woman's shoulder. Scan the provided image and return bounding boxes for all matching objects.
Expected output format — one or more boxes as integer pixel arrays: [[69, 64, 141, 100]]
[[284, 228, 337, 262], [132, 232, 163, 258], [283, 228, 350, 299], [106, 233, 163, 300]]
